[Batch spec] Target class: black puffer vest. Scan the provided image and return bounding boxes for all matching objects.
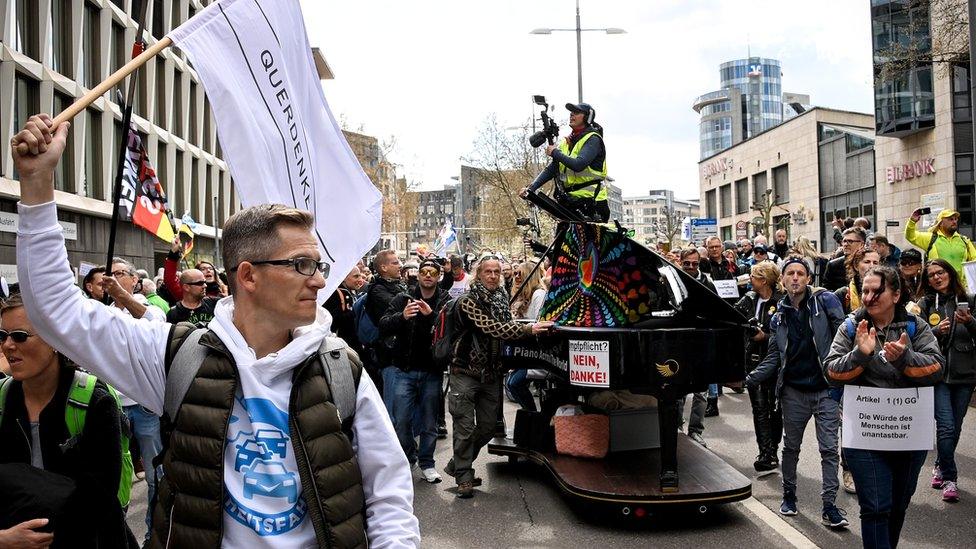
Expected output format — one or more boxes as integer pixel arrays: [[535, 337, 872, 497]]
[[148, 327, 367, 549]]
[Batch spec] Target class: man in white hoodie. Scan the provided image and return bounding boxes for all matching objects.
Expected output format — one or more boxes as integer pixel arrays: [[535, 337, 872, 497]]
[[11, 114, 419, 548]]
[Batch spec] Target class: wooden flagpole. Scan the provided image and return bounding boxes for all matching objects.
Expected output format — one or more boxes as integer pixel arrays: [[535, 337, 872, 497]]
[[53, 36, 172, 128]]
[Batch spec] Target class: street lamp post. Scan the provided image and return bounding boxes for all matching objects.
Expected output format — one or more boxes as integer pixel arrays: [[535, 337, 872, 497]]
[[530, 0, 625, 103]]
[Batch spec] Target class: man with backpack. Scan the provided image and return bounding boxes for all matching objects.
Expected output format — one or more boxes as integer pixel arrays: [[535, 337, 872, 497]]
[[357, 249, 406, 404], [12, 114, 419, 548], [746, 257, 849, 530], [379, 259, 450, 484], [443, 257, 552, 498], [906, 208, 976, 282]]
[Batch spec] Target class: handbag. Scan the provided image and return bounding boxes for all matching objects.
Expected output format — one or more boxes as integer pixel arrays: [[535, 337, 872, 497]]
[[553, 413, 609, 459]]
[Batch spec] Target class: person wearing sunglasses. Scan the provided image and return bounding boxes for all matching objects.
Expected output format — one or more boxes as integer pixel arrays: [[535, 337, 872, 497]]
[[0, 292, 135, 547], [11, 114, 419, 548], [165, 269, 220, 327], [378, 259, 450, 484]]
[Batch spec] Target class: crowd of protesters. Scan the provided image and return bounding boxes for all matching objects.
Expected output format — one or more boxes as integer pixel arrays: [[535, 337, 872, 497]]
[[1, 111, 973, 549]]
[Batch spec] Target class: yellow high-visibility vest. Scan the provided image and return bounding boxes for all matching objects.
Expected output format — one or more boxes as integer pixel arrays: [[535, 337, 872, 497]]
[[557, 132, 608, 201]]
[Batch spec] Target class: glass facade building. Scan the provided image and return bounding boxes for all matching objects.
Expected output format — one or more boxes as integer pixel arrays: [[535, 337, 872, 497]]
[[871, 0, 934, 136], [694, 57, 787, 160]]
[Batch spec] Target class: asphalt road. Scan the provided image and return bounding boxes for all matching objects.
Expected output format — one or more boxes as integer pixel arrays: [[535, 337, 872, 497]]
[[126, 390, 976, 547]]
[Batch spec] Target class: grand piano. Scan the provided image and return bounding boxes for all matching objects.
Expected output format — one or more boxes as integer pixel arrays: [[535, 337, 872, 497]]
[[487, 191, 753, 514]]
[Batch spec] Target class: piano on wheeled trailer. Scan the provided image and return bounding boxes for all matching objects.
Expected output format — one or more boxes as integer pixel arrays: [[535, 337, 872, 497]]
[[487, 190, 753, 516]]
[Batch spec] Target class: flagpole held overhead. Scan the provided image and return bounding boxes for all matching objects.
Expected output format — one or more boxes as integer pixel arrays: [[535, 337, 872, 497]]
[[52, 37, 172, 127]]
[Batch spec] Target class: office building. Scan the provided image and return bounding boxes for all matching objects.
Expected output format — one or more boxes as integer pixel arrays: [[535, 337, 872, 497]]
[[622, 189, 699, 247]]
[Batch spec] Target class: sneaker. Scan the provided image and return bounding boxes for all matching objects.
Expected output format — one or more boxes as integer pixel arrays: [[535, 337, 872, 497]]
[[942, 481, 959, 502], [754, 455, 778, 473], [704, 398, 719, 417], [456, 481, 474, 499], [821, 504, 850, 529], [437, 424, 448, 440], [421, 468, 442, 484], [843, 470, 856, 494], [932, 465, 944, 489], [780, 497, 798, 516], [689, 432, 708, 448]]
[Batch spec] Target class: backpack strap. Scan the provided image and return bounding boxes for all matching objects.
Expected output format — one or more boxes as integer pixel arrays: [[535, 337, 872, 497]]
[[318, 336, 362, 436], [62, 370, 97, 452], [925, 231, 938, 260], [164, 327, 208, 421]]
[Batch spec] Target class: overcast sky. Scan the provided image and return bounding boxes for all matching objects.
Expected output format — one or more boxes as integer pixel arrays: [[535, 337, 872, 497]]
[[300, 0, 874, 200]]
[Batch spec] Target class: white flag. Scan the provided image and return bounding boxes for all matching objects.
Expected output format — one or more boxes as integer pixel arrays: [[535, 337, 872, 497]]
[[169, 0, 381, 300]]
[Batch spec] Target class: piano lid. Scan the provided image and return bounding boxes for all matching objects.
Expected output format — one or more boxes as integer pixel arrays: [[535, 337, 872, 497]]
[[539, 222, 748, 327]]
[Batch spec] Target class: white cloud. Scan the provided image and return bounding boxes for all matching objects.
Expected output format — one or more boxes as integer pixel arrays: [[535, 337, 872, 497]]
[[300, 0, 873, 200]]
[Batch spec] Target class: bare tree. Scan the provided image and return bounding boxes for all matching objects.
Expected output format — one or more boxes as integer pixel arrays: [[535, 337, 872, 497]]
[[750, 188, 792, 238], [655, 206, 685, 252], [875, 0, 969, 85], [462, 114, 552, 256]]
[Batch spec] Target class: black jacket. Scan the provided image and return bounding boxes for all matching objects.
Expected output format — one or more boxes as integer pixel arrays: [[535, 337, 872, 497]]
[[365, 277, 407, 324], [0, 364, 132, 548], [379, 286, 450, 373], [917, 292, 976, 384], [324, 285, 363, 356], [823, 255, 848, 291], [735, 290, 784, 370]]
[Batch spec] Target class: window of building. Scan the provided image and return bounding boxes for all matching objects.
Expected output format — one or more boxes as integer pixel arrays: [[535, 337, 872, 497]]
[[111, 22, 126, 75], [156, 143, 168, 202], [46, 0, 71, 75], [957, 154, 975, 184], [84, 108, 103, 199], [204, 164, 214, 226], [705, 189, 716, 219], [203, 99, 213, 151], [753, 171, 768, 206], [952, 64, 972, 123], [12, 0, 40, 59], [719, 184, 732, 218], [52, 92, 75, 192], [172, 70, 183, 137], [189, 81, 198, 144], [721, 226, 732, 242], [175, 150, 185, 214], [151, 0, 166, 37], [155, 61, 167, 127], [734, 178, 748, 214], [191, 157, 200, 221], [12, 74, 39, 179], [171, 2, 181, 34], [80, 3, 100, 88], [773, 164, 789, 204], [872, 0, 935, 136]]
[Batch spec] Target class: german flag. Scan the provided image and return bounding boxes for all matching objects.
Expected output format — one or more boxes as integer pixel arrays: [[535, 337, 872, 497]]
[[179, 215, 196, 257]]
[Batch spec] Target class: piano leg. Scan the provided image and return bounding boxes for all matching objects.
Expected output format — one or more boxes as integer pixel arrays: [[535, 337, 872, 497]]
[[658, 391, 679, 493]]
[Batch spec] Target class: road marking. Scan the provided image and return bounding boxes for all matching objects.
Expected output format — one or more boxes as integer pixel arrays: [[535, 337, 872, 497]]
[[739, 496, 819, 549]]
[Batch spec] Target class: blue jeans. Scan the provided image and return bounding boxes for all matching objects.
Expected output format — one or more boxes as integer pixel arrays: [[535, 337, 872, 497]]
[[124, 405, 163, 538], [708, 384, 719, 398], [843, 448, 927, 549], [505, 369, 537, 411], [390, 369, 441, 469], [934, 382, 975, 482]]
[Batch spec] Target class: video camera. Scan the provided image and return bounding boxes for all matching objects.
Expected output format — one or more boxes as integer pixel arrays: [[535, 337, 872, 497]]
[[528, 95, 559, 148]]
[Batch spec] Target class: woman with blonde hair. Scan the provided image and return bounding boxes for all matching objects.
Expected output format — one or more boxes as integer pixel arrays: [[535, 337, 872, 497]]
[[792, 236, 829, 286], [510, 260, 547, 320], [734, 261, 785, 472]]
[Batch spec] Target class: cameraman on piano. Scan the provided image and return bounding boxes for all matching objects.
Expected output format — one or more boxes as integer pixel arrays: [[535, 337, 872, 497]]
[[520, 103, 610, 223]]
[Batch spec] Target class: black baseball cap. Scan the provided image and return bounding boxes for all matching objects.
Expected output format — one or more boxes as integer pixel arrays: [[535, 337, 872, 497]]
[[565, 103, 595, 118], [900, 249, 922, 265], [753, 245, 768, 254]]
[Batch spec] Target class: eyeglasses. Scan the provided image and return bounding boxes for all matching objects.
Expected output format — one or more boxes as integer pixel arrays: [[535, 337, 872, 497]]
[[111, 270, 133, 278], [927, 270, 948, 279], [0, 329, 33, 344], [230, 257, 330, 277], [183, 280, 207, 286], [841, 239, 863, 245], [419, 268, 440, 277], [682, 261, 699, 268]]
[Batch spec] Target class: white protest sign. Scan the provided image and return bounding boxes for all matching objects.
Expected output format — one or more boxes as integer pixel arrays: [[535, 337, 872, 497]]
[[842, 385, 935, 451], [713, 279, 739, 299], [964, 261, 976, 294], [79, 261, 98, 279], [568, 340, 610, 387]]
